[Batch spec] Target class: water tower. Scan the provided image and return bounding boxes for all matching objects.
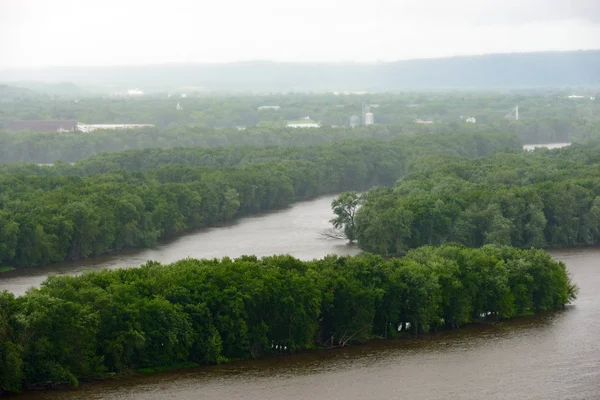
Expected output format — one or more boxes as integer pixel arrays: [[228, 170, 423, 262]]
[[365, 108, 374, 125]]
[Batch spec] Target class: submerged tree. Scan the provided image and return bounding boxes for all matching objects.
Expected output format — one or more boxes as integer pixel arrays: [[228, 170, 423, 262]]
[[329, 191, 362, 242]]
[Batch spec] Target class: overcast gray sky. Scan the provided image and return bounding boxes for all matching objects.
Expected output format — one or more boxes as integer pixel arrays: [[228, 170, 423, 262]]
[[1, 0, 599, 68]]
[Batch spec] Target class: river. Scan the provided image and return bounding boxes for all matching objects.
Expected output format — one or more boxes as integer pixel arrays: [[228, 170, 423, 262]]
[[6, 193, 600, 399], [2, 142, 573, 296], [0, 195, 360, 296]]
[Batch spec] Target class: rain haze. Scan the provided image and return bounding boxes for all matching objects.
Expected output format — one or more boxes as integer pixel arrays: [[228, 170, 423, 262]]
[[1, 0, 600, 67], [3, 0, 600, 399]]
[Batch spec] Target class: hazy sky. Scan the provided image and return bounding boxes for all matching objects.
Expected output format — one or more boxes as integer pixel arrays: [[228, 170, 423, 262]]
[[1, 0, 599, 67]]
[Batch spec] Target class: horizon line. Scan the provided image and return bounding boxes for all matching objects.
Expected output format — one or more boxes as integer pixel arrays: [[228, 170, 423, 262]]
[[2, 48, 599, 71]]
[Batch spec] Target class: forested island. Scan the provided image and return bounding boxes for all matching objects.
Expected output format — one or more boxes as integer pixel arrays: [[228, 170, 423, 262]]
[[0, 245, 577, 393]]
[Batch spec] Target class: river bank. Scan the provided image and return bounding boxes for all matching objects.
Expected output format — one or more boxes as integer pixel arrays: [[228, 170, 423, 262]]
[[2, 191, 598, 400], [0, 243, 575, 394], [11, 245, 596, 400], [0, 194, 359, 296], [5, 312, 557, 397]]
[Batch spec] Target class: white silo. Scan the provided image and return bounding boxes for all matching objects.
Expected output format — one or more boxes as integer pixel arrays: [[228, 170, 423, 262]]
[[365, 112, 374, 125]]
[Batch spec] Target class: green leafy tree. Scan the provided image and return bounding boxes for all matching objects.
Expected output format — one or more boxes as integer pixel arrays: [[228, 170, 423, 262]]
[[330, 191, 362, 242]]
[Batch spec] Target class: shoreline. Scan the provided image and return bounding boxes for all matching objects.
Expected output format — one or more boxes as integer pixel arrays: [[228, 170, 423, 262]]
[[8, 310, 563, 397]]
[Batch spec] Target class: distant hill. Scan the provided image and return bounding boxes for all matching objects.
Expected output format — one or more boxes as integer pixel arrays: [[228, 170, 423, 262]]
[[1, 50, 599, 92], [9, 82, 88, 97], [0, 84, 36, 100], [0, 82, 87, 98]]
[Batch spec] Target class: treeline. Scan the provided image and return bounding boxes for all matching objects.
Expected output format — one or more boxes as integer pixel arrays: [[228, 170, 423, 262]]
[[0, 124, 525, 165], [0, 124, 441, 164], [0, 119, 595, 165], [4, 89, 596, 127], [0, 132, 520, 269], [0, 91, 598, 164], [354, 141, 600, 255], [0, 245, 577, 393]]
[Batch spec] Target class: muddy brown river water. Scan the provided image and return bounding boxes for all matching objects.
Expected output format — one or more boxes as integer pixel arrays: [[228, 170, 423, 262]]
[[4, 193, 600, 399]]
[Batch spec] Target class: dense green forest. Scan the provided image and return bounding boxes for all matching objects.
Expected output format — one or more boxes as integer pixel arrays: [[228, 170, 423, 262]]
[[5, 91, 598, 129], [0, 131, 519, 270], [2, 50, 599, 91], [0, 120, 598, 165], [0, 245, 577, 393], [351, 141, 600, 255], [0, 125, 486, 164], [1, 91, 598, 164]]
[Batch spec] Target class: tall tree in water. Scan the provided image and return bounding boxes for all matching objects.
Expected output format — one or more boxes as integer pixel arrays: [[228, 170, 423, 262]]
[[330, 191, 361, 242]]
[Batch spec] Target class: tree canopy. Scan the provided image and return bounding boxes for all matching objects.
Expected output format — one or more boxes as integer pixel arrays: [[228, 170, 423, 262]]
[[0, 90, 598, 164], [0, 131, 519, 270], [0, 245, 577, 393], [353, 141, 600, 255]]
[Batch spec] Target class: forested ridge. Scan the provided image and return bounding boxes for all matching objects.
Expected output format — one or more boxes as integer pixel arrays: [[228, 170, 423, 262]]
[[0, 245, 577, 393], [353, 141, 600, 255], [2, 50, 599, 90], [0, 131, 519, 270]]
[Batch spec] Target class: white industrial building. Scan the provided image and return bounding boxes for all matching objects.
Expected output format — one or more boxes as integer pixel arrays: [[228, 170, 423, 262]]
[[77, 123, 154, 132], [286, 122, 321, 128], [126, 89, 144, 96]]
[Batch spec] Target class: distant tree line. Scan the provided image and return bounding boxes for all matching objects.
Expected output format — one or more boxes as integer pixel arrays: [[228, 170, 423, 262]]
[[0, 131, 520, 270], [350, 141, 600, 255], [0, 245, 577, 393], [0, 91, 598, 163]]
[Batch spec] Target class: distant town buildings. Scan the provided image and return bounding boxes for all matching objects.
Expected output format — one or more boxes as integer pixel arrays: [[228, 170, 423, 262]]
[[333, 91, 367, 96], [287, 117, 320, 128], [4, 120, 78, 133], [176, 102, 183, 110], [415, 119, 434, 124], [112, 89, 145, 97], [466, 117, 476, 123], [287, 122, 320, 128], [2, 120, 155, 133], [566, 95, 596, 100], [76, 123, 155, 132], [257, 105, 281, 111], [127, 89, 144, 96]]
